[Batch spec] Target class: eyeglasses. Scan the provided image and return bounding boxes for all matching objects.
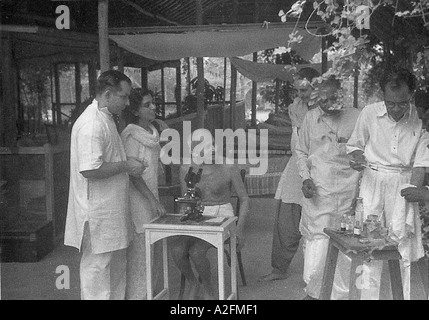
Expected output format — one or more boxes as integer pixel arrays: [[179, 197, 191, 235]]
[[384, 99, 411, 109]]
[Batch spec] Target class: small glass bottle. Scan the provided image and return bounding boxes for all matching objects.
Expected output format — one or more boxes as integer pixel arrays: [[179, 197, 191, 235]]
[[340, 214, 347, 233], [353, 220, 361, 237], [345, 214, 354, 236]]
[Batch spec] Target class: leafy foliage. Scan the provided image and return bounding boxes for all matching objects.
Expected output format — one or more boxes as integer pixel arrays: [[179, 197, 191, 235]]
[[279, 0, 429, 104]]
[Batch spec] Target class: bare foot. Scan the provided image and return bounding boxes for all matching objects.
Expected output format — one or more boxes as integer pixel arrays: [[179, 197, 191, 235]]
[[258, 272, 288, 282]]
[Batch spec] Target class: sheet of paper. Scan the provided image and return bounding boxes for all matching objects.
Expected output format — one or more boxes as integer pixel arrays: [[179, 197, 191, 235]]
[[205, 217, 226, 223]]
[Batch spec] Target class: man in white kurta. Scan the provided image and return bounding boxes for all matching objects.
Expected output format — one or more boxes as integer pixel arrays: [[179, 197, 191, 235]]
[[295, 77, 361, 299], [64, 70, 145, 300], [347, 68, 426, 300]]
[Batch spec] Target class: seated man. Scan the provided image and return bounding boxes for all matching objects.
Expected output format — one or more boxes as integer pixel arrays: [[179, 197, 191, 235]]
[[169, 129, 249, 300]]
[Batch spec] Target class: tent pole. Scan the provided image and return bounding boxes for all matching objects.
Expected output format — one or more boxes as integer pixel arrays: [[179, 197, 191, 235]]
[[98, 0, 110, 72], [196, 0, 205, 129]]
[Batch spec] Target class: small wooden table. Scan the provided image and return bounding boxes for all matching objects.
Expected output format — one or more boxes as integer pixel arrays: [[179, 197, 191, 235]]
[[144, 214, 238, 300], [320, 228, 404, 300]]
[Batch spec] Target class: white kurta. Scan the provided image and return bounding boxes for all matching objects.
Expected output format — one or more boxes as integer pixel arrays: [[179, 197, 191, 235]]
[[275, 98, 309, 204], [121, 123, 160, 233], [295, 106, 361, 239], [64, 100, 131, 254]]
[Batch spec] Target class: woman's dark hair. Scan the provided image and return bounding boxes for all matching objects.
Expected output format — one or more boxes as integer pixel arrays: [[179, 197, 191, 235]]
[[96, 70, 131, 95], [122, 87, 154, 125], [380, 67, 416, 93]]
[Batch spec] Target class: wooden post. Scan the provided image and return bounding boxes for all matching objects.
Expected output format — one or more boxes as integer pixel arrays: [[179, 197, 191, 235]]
[[251, 52, 258, 128], [141, 67, 148, 89], [196, 0, 205, 129], [229, 0, 239, 130], [161, 66, 166, 120], [117, 47, 124, 73], [54, 63, 62, 125], [88, 60, 98, 98], [98, 0, 110, 72], [1, 34, 18, 147], [321, 35, 328, 74], [222, 57, 227, 129], [186, 57, 191, 96], [251, 0, 260, 128], [353, 66, 359, 109], [176, 64, 182, 117], [275, 79, 280, 114], [74, 62, 81, 119]]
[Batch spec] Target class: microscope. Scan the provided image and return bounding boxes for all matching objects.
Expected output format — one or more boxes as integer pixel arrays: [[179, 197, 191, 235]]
[[175, 167, 205, 222]]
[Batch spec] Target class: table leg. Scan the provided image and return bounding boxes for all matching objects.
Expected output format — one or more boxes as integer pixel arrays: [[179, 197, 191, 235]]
[[320, 240, 339, 300], [230, 230, 237, 300], [218, 235, 225, 300], [388, 259, 404, 300], [145, 231, 153, 300], [162, 238, 169, 299], [349, 258, 363, 300]]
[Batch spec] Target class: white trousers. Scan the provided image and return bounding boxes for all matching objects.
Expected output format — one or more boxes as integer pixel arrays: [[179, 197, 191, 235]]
[[80, 223, 127, 300], [303, 237, 351, 299], [125, 232, 162, 300]]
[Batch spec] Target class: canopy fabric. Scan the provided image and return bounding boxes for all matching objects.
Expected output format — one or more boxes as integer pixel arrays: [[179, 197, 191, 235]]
[[230, 57, 326, 82], [110, 27, 321, 61]]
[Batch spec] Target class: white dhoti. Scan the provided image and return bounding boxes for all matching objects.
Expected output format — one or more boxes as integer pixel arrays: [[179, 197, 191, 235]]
[[303, 237, 352, 299], [359, 166, 424, 300]]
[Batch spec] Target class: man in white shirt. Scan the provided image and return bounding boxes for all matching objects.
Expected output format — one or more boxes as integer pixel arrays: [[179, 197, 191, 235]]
[[296, 76, 361, 299], [64, 70, 146, 300], [347, 67, 426, 299]]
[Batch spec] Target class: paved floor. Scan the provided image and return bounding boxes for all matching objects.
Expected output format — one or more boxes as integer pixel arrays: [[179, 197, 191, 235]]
[[1, 198, 428, 300]]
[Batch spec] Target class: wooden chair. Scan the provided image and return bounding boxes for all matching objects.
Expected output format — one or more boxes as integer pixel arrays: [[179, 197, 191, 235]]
[[177, 168, 247, 300]]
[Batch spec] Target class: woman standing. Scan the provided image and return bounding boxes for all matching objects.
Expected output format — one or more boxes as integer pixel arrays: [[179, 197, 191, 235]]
[[121, 88, 166, 299]]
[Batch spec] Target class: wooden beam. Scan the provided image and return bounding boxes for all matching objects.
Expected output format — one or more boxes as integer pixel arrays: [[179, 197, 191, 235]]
[[161, 66, 166, 120], [98, 0, 110, 72], [118, 0, 180, 26], [229, 0, 239, 131], [222, 57, 227, 129]]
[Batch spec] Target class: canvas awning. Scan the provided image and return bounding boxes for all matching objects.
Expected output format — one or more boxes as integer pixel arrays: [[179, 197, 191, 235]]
[[229, 57, 327, 82], [110, 26, 322, 61]]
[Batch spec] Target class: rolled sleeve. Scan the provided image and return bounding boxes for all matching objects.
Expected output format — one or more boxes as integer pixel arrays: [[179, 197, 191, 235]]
[[346, 108, 368, 155], [413, 130, 429, 168], [77, 121, 104, 172]]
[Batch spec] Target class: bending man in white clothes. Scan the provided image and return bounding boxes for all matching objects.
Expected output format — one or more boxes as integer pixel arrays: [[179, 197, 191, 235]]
[[347, 67, 426, 300], [64, 70, 146, 300], [295, 76, 361, 300]]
